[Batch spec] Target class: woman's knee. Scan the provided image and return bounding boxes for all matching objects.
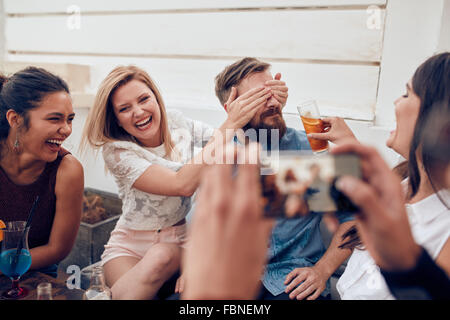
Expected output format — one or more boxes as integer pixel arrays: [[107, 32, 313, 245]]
[[141, 244, 181, 282]]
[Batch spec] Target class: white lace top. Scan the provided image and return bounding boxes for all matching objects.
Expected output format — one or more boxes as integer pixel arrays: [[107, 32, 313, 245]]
[[336, 180, 450, 300], [102, 109, 215, 230]]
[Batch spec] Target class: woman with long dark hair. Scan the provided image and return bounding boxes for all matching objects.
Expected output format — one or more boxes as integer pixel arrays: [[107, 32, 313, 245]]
[[0, 67, 84, 277], [331, 107, 450, 299], [311, 52, 450, 299]]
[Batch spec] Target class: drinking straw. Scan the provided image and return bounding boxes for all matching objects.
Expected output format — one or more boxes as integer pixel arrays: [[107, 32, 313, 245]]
[[11, 196, 40, 270], [23, 196, 40, 233]]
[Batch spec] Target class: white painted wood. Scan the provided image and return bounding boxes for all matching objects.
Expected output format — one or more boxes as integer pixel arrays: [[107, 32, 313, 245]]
[[6, 54, 379, 120], [5, 0, 387, 14], [0, 0, 4, 62], [6, 9, 385, 62], [71, 92, 94, 108], [437, 0, 450, 52], [375, 0, 446, 127], [1, 61, 90, 92]]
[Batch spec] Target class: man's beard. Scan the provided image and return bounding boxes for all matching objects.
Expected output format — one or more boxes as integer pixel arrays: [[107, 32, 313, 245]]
[[242, 107, 287, 149]]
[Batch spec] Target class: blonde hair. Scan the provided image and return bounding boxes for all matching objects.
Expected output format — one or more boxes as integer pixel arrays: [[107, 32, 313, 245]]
[[80, 65, 178, 160]]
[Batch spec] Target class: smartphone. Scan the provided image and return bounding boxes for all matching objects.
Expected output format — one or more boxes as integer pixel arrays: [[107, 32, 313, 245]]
[[260, 151, 361, 218]]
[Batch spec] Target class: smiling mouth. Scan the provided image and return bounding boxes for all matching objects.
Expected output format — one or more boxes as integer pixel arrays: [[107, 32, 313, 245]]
[[135, 116, 152, 128], [45, 139, 64, 151], [46, 139, 64, 146]]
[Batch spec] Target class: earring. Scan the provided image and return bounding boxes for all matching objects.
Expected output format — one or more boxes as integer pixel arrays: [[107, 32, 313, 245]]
[[13, 134, 20, 153]]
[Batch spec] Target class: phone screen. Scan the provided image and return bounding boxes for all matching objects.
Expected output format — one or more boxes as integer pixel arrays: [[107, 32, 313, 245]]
[[260, 152, 361, 218]]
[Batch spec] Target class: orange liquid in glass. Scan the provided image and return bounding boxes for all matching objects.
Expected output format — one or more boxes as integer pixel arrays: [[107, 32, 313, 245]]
[[300, 116, 329, 152]]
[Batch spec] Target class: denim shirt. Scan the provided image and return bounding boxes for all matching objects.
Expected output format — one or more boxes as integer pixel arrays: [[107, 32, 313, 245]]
[[261, 127, 353, 297]]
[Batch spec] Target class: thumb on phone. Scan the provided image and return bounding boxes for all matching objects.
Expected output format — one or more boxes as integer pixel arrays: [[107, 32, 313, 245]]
[[335, 176, 377, 215]]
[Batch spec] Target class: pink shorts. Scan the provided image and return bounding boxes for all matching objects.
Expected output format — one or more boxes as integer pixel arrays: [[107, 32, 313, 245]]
[[100, 223, 187, 266]]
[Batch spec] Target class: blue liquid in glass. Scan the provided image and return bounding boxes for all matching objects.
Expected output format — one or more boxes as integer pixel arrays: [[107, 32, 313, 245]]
[[0, 249, 32, 279]]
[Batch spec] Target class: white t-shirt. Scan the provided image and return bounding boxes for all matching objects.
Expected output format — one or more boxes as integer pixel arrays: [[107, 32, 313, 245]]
[[336, 182, 450, 300], [102, 109, 214, 231]]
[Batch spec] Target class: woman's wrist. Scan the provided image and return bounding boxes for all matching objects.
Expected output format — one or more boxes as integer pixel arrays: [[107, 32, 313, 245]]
[[218, 120, 238, 142], [221, 117, 238, 131]]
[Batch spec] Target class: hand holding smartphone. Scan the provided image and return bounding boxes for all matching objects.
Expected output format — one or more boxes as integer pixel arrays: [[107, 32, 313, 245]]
[[260, 151, 361, 218]]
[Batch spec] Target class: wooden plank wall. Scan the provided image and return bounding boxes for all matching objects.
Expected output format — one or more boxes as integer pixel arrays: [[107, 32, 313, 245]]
[[0, 0, 4, 62], [4, 0, 386, 121]]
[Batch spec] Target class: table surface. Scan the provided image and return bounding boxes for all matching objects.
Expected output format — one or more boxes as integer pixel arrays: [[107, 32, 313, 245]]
[[0, 271, 85, 300]]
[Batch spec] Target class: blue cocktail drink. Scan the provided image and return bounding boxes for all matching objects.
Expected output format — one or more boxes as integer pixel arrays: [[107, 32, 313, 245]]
[[0, 221, 32, 299], [0, 249, 32, 279]]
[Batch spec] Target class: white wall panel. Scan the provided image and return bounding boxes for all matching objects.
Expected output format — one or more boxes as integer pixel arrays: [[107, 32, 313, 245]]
[[5, 0, 387, 14], [6, 10, 384, 62], [0, 0, 4, 62], [437, 0, 450, 52], [375, 0, 446, 126], [6, 54, 379, 119], [1, 61, 90, 92]]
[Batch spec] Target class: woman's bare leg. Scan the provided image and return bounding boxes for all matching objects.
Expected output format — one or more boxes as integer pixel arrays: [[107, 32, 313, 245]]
[[103, 243, 181, 300]]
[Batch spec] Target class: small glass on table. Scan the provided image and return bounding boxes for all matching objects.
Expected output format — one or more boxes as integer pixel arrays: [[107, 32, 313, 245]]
[[37, 282, 53, 300], [0, 221, 32, 299], [297, 100, 329, 153]]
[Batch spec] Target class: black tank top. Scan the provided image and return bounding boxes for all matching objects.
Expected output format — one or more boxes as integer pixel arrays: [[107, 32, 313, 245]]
[[0, 149, 70, 249]]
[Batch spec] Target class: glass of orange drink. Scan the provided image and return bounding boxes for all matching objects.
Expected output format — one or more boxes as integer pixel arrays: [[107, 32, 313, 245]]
[[297, 100, 328, 153]]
